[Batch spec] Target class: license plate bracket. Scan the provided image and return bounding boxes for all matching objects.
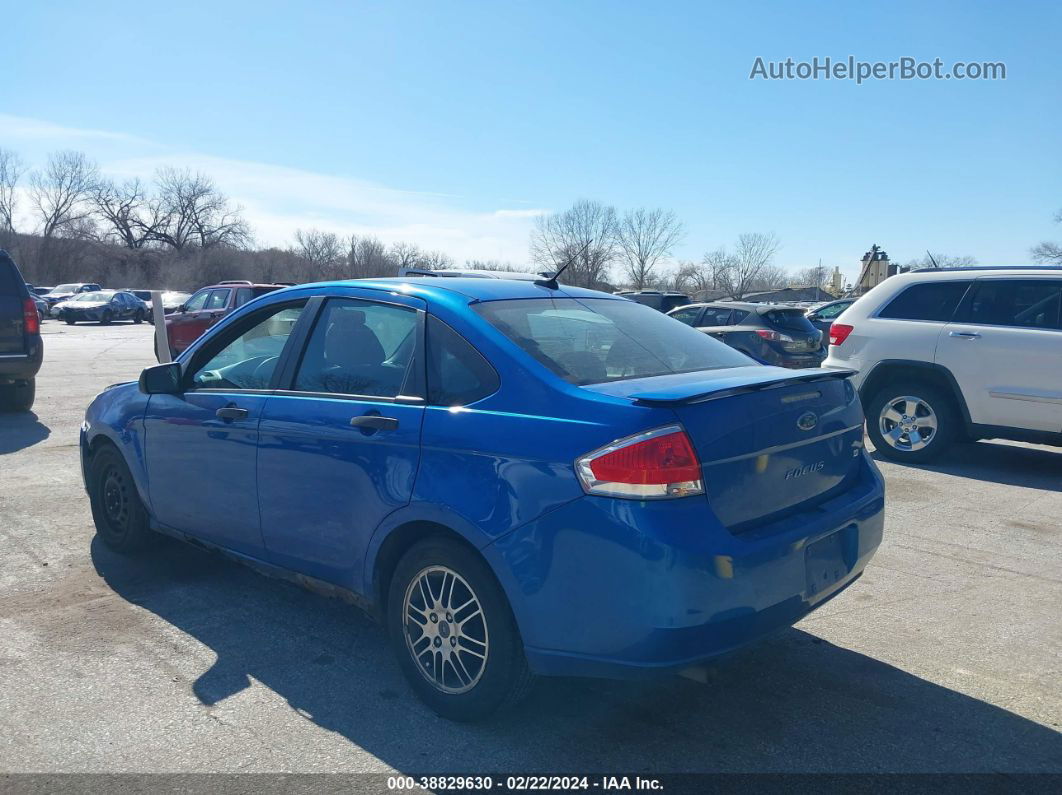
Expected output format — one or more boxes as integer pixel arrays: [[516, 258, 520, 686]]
[[805, 525, 858, 598]]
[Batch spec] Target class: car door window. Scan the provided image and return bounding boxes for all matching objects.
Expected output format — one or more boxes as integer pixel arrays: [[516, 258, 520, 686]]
[[817, 302, 849, 319], [426, 315, 499, 406], [204, 289, 231, 310], [188, 302, 306, 390], [183, 290, 210, 312], [878, 282, 972, 321], [699, 307, 733, 326], [293, 298, 418, 398], [965, 280, 1062, 330], [668, 307, 702, 326]]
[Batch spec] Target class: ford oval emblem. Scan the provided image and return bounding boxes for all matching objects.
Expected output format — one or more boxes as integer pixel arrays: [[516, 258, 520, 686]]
[[797, 411, 818, 432]]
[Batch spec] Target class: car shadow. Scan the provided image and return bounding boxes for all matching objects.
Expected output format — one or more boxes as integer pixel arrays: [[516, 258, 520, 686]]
[[870, 439, 1062, 492], [0, 411, 51, 454], [89, 536, 1061, 773]]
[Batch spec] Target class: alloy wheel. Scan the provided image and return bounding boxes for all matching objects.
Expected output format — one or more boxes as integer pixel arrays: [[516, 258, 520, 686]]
[[403, 565, 489, 694], [878, 395, 938, 452]]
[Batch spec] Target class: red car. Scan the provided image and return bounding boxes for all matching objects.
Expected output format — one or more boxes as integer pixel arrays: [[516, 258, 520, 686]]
[[163, 281, 291, 357]]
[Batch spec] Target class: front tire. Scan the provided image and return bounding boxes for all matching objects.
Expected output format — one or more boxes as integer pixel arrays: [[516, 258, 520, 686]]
[[866, 381, 957, 463], [134, 309, 145, 324], [100, 310, 113, 326], [63, 314, 75, 325], [88, 445, 154, 554], [387, 538, 533, 721], [0, 379, 35, 412]]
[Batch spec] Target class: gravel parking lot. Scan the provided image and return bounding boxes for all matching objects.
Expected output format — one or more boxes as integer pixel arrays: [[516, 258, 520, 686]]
[[1, 321, 1059, 773]]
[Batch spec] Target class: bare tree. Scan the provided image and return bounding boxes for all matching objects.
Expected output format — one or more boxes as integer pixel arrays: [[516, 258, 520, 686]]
[[792, 264, 829, 288], [293, 228, 344, 267], [1031, 209, 1062, 264], [616, 207, 684, 289], [415, 249, 455, 270], [347, 234, 393, 278], [0, 148, 24, 237], [389, 241, 422, 270], [703, 232, 780, 299], [530, 199, 618, 288], [902, 253, 978, 270], [150, 167, 250, 250], [91, 178, 164, 249], [465, 259, 525, 272], [29, 151, 98, 240]]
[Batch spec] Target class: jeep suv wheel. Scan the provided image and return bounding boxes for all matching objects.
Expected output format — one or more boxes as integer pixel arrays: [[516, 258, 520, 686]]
[[866, 381, 956, 463]]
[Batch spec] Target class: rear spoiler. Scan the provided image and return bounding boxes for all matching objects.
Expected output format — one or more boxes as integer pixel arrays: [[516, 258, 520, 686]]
[[629, 368, 857, 406]]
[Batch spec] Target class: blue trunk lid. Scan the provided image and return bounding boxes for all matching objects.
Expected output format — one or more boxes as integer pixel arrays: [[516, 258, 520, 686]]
[[585, 366, 865, 531]]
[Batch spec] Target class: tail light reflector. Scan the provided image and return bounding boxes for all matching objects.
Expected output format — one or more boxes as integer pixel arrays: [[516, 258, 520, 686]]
[[755, 329, 794, 342], [830, 323, 854, 346], [576, 425, 704, 499], [23, 298, 39, 335]]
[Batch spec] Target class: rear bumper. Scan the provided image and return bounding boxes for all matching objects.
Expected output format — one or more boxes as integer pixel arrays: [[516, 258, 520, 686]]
[[487, 451, 884, 679], [0, 339, 43, 382]]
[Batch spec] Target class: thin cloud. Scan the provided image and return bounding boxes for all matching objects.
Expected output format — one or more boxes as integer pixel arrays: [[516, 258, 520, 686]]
[[0, 114, 538, 264]]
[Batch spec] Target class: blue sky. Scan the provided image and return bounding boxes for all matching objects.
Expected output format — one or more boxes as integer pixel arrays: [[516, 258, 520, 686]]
[[2, 0, 1059, 281]]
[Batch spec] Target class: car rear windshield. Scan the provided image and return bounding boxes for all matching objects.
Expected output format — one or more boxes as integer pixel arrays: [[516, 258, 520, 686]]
[[763, 308, 818, 333], [474, 297, 752, 385]]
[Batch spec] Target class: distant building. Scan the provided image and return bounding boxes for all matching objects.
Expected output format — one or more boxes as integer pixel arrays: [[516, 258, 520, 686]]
[[855, 244, 895, 294], [737, 286, 834, 304], [830, 266, 844, 293]]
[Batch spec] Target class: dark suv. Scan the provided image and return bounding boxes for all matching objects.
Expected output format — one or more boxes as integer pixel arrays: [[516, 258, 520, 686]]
[[0, 250, 42, 411], [615, 290, 692, 313], [163, 281, 289, 357], [668, 301, 825, 368]]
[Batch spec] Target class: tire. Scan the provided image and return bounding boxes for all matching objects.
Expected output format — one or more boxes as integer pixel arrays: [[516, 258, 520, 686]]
[[134, 310, 145, 324], [866, 380, 957, 463], [63, 314, 75, 325], [387, 538, 533, 721], [100, 311, 113, 326], [0, 379, 35, 412], [88, 445, 154, 554]]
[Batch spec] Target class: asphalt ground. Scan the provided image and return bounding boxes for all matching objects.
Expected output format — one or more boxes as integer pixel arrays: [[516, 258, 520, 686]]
[[0, 320, 1059, 774]]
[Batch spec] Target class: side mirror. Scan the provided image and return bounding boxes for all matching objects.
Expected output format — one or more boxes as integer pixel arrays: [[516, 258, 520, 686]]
[[139, 362, 182, 395], [178, 305, 187, 313], [807, 312, 820, 321]]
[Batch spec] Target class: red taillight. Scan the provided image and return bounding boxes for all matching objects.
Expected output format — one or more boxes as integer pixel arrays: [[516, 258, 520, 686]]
[[830, 323, 854, 346], [754, 329, 793, 342], [22, 298, 39, 335], [576, 426, 704, 499]]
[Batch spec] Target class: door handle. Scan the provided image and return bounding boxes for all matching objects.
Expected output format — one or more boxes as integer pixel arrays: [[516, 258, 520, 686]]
[[216, 406, 249, 421], [949, 331, 982, 339], [350, 415, 399, 431]]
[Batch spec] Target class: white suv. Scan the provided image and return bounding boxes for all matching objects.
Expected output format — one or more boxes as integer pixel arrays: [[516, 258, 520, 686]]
[[825, 267, 1062, 463]]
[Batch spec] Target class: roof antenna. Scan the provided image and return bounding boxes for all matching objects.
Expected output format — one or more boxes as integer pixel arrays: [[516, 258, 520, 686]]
[[536, 239, 593, 289], [926, 250, 940, 269]]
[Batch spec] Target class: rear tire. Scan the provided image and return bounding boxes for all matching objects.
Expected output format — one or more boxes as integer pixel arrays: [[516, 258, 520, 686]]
[[0, 379, 35, 412], [387, 538, 533, 721], [134, 310, 145, 324], [88, 445, 154, 554], [866, 380, 957, 463]]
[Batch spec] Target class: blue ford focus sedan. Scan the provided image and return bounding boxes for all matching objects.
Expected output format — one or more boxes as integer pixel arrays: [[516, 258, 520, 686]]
[[81, 277, 884, 720]]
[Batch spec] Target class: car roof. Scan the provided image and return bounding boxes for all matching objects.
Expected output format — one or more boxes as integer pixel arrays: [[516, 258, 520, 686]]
[[282, 277, 621, 303]]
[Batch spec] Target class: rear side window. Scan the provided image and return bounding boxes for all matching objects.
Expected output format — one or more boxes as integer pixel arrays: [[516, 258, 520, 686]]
[[426, 316, 499, 406], [699, 307, 733, 326], [764, 309, 818, 333], [965, 280, 1062, 330], [294, 298, 418, 397], [879, 281, 971, 322], [0, 253, 25, 296], [205, 289, 231, 310], [475, 298, 751, 386]]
